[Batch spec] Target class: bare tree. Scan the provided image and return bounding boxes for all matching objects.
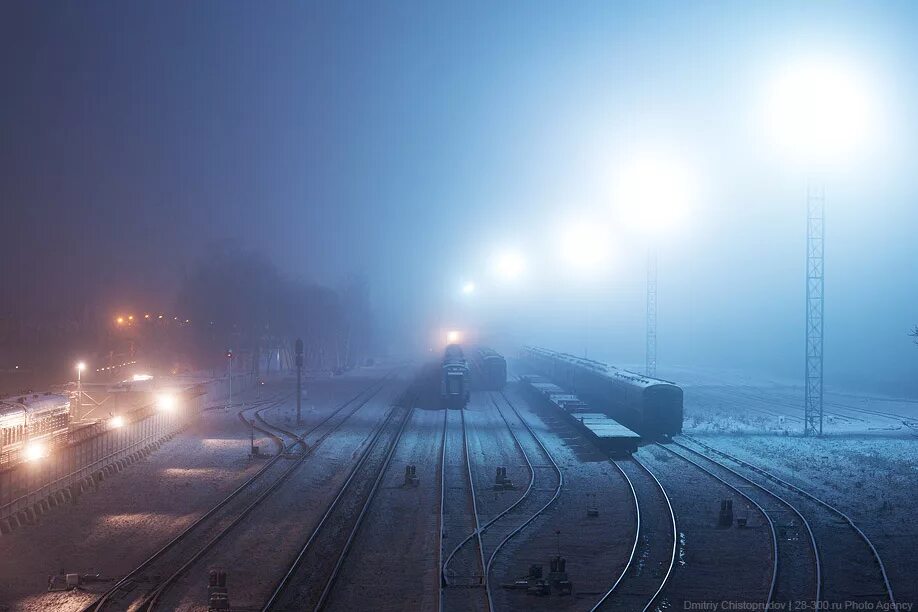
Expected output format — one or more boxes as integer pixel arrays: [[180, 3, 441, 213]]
[[910, 325, 918, 345]]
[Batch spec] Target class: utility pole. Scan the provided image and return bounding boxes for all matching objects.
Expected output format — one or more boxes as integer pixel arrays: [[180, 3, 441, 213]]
[[225, 348, 234, 410], [295, 338, 304, 425], [804, 179, 825, 436], [645, 248, 658, 378]]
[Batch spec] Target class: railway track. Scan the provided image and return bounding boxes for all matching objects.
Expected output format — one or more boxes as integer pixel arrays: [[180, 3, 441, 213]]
[[680, 435, 896, 608], [440, 406, 489, 611], [592, 455, 676, 612], [238, 394, 309, 454], [440, 392, 563, 611], [484, 392, 563, 606], [83, 375, 392, 612], [261, 390, 416, 611], [661, 441, 822, 609]]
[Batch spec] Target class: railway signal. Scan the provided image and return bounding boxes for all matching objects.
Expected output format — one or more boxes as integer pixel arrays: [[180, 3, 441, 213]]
[[226, 348, 234, 410], [295, 338, 304, 425]]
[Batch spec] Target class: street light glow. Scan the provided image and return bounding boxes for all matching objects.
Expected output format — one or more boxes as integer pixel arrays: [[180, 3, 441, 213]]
[[560, 222, 608, 271], [492, 250, 525, 281], [156, 393, 177, 412], [764, 56, 878, 166], [23, 442, 47, 462], [614, 153, 695, 236], [110, 415, 125, 428], [76, 362, 86, 372]]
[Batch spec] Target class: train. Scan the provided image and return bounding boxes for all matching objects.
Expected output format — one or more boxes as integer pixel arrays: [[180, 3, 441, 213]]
[[441, 344, 471, 408], [0, 393, 71, 460], [473, 347, 507, 390], [520, 346, 683, 437]]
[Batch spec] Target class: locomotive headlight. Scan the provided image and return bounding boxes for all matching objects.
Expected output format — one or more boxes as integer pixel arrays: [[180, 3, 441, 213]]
[[156, 393, 177, 412], [447, 330, 462, 344], [24, 442, 47, 462]]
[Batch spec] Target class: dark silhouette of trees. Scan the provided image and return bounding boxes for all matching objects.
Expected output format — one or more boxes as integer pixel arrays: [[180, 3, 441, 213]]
[[910, 325, 918, 345], [174, 247, 371, 371]]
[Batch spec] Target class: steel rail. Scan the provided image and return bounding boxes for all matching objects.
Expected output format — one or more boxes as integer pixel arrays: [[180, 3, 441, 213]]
[[671, 438, 821, 606], [440, 407, 488, 602], [86, 375, 390, 612], [312, 398, 417, 610], [260, 396, 407, 610], [142, 374, 394, 611], [683, 435, 895, 606], [482, 392, 563, 590]]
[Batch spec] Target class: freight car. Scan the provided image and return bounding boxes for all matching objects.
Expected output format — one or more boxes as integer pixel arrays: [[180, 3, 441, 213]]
[[474, 347, 507, 390], [520, 346, 682, 437], [441, 344, 471, 408], [0, 393, 71, 462]]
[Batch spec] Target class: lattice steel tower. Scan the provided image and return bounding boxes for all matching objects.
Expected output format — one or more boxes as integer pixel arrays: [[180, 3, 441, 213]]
[[645, 248, 658, 378], [804, 180, 825, 436]]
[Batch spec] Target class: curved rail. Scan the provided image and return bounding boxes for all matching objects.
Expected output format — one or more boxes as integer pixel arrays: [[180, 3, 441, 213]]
[[85, 391, 292, 612], [655, 443, 777, 610], [85, 376, 391, 612], [590, 453, 679, 612], [483, 393, 563, 585], [671, 439, 820, 606], [142, 375, 394, 611], [683, 435, 896, 606]]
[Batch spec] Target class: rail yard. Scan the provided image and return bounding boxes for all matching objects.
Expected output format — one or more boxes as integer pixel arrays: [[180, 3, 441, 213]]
[[0, 346, 914, 612]]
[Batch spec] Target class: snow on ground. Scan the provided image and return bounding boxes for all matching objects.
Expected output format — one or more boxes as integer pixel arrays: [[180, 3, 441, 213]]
[[495, 383, 634, 611], [694, 434, 918, 606], [156, 375, 404, 611], [0, 369, 393, 612], [324, 403, 444, 612]]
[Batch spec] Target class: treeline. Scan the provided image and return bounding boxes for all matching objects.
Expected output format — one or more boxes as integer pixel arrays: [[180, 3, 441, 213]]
[[175, 248, 373, 371]]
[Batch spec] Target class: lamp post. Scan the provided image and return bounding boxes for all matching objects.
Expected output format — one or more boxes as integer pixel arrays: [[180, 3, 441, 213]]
[[614, 153, 695, 378], [763, 56, 877, 436], [75, 362, 86, 421]]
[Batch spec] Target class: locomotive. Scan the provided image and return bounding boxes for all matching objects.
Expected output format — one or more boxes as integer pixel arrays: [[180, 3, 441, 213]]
[[520, 346, 682, 437], [0, 393, 71, 462], [473, 347, 507, 390], [441, 344, 471, 408]]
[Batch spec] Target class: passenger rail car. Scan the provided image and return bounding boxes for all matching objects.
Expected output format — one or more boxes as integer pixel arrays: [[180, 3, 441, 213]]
[[474, 347, 507, 390], [441, 344, 471, 408], [520, 346, 682, 437], [0, 393, 71, 462]]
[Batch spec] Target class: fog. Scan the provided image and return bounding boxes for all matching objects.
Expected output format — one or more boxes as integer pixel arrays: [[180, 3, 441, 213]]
[[1, 2, 916, 392]]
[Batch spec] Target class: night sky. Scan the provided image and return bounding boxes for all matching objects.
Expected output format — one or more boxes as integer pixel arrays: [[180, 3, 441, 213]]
[[2, 2, 917, 389]]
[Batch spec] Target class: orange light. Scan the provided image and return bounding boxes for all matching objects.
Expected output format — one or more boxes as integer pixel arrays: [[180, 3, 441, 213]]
[[116, 317, 125, 325], [128, 315, 134, 321]]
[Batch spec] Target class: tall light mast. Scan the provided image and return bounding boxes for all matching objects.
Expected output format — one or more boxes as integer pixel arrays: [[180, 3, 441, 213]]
[[804, 179, 825, 436]]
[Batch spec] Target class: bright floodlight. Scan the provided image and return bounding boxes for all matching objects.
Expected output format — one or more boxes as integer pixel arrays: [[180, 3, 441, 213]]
[[560, 222, 608, 271], [156, 393, 177, 412], [110, 415, 125, 428], [614, 153, 695, 236], [23, 441, 47, 462], [446, 330, 462, 344], [461, 281, 476, 295], [765, 57, 877, 166], [492, 250, 525, 281], [76, 362, 86, 372]]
